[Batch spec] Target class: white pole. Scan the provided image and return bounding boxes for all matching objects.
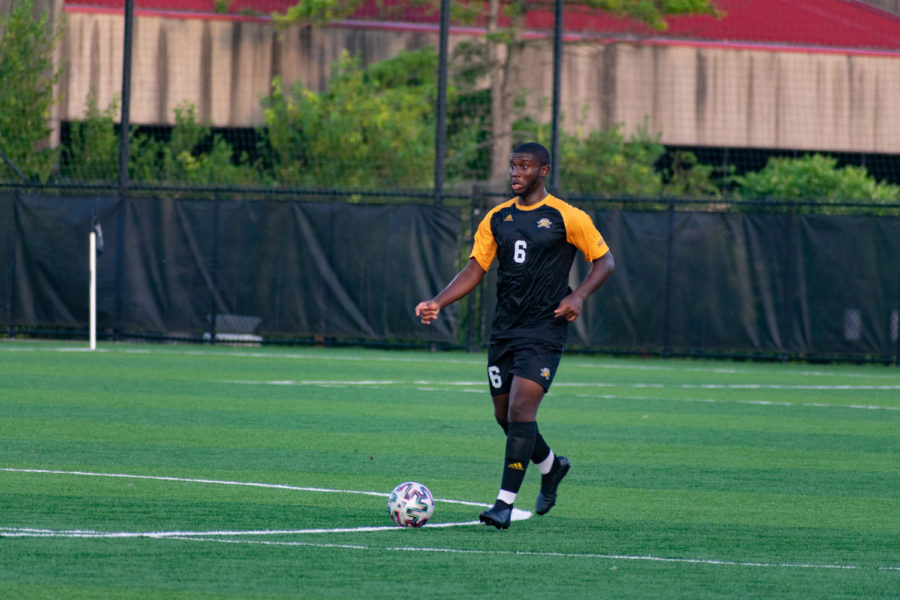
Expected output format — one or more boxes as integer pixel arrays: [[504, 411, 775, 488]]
[[89, 231, 97, 350]]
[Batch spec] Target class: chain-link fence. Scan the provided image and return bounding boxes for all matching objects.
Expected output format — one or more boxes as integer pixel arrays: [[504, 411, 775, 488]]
[[3, 0, 900, 202], [2, 0, 899, 361], [2, 188, 899, 363]]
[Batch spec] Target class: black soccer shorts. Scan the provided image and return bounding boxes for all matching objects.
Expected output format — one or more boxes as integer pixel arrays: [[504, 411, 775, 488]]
[[486, 338, 565, 396]]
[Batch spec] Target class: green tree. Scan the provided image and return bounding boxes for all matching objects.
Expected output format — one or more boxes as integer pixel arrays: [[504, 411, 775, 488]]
[[664, 150, 724, 200], [61, 91, 120, 182], [271, 0, 360, 27], [259, 49, 439, 189], [271, 1, 721, 185], [0, 0, 64, 182], [734, 154, 900, 214], [479, 0, 720, 183], [558, 122, 665, 197], [508, 116, 720, 201], [61, 97, 259, 186], [130, 103, 259, 186]]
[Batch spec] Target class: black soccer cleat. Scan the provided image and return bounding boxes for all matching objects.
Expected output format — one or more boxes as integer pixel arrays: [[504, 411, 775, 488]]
[[479, 502, 512, 530], [536, 455, 571, 515]]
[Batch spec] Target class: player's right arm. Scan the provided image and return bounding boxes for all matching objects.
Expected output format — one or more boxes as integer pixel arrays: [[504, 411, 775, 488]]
[[416, 205, 501, 325], [415, 258, 486, 325]]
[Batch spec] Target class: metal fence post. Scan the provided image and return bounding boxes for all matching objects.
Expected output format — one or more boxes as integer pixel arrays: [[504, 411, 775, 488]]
[[118, 0, 134, 197], [112, 0, 135, 340], [550, 0, 563, 192], [210, 198, 221, 344], [662, 202, 675, 357], [6, 190, 19, 337], [895, 258, 900, 365], [433, 0, 450, 206], [466, 185, 487, 351]]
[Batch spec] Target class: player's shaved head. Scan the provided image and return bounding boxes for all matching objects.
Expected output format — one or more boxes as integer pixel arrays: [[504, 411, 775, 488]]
[[512, 142, 551, 167]]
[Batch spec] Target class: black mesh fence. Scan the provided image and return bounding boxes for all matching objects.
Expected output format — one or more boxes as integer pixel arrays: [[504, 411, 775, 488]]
[[3, 0, 900, 362], [3, 189, 898, 363], [2, 189, 464, 344], [573, 207, 900, 361]]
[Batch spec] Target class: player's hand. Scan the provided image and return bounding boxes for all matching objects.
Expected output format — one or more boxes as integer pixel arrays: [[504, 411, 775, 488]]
[[554, 295, 584, 322], [415, 300, 441, 325]]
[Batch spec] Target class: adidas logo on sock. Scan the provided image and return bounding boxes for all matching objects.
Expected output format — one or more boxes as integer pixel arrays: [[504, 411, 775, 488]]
[[507, 461, 524, 471]]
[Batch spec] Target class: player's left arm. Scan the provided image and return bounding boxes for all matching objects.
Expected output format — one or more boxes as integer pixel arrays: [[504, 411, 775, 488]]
[[554, 205, 615, 322], [554, 251, 615, 322]]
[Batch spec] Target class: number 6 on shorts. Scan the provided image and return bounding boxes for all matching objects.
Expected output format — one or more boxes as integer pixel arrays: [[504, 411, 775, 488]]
[[488, 365, 503, 389]]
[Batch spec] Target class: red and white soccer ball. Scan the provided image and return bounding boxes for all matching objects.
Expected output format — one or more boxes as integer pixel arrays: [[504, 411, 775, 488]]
[[387, 481, 434, 528]]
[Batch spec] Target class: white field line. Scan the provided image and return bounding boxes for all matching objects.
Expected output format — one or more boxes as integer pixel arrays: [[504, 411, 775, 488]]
[[85, 534, 900, 572], [6, 343, 900, 399], [0, 467, 489, 509], [6, 343, 900, 381], [0, 467, 531, 529], [0, 344, 485, 365], [223, 378, 900, 392], [570, 392, 900, 412], [2, 467, 896, 572], [0, 520, 488, 538], [221, 379, 900, 411], [0, 467, 528, 535], [186, 539, 898, 571], [2, 527, 896, 572], [678, 383, 900, 391], [0, 506, 532, 538]]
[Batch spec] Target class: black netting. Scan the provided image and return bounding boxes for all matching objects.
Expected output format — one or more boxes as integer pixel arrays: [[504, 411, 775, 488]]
[[4, 192, 896, 362]]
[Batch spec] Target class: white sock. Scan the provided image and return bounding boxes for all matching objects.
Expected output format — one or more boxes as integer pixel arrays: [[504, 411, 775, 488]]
[[497, 489, 517, 506], [536, 450, 556, 475]]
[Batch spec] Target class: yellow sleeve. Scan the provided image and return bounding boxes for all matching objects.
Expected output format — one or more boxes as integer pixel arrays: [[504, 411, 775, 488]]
[[563, 205, 609, 262], [468, 211, 497, 272]]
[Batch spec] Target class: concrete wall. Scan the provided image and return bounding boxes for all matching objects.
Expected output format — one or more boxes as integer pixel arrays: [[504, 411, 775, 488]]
[[555, 42, 900, 153], [51, 11, 900, 154]]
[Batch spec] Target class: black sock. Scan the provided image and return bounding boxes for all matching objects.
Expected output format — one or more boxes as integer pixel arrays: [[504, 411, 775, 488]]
[[532, 427, 551, 465], [498, 420, 551, 466], [499, 421, 537, 498]]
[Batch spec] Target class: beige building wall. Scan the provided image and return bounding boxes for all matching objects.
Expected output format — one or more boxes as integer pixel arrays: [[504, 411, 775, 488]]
[[53, 11, 900, 154]]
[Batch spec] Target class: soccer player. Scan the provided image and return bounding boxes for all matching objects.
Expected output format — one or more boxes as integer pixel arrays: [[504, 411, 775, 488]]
[[415, 142, 614, 529]]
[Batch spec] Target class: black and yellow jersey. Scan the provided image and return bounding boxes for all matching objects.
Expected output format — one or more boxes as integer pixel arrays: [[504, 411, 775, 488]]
[[469, 194, 610, 343]]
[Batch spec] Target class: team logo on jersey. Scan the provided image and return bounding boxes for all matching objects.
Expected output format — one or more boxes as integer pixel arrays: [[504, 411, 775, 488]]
[[540, 367, 551, 380], [537, 218, 552, 229], [504, 213, 514, 222]]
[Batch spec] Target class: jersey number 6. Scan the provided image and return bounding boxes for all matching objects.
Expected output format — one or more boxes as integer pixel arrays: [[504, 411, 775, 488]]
[[513, 240, 527, 264]]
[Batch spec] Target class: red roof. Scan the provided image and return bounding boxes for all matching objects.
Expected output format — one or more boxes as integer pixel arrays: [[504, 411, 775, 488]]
[[64, 0, 900, 52]]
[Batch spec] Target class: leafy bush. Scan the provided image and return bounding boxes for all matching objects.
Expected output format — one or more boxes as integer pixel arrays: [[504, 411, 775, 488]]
[[61, 98, 259, 186], [664, 150, 724, 200], [130, 103, 259, 186], [0, 0, 63, 182], [260, 49, 439, 190], [734, 154, 900, 213], [560, 121, 666, 198], [4, 5, 895, 216], [61, 92, 120, 182], [512, 118, 721, 202]]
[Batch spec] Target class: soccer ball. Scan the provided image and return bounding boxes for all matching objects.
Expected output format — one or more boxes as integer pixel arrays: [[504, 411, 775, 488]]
[[387, 481, 434, 528]]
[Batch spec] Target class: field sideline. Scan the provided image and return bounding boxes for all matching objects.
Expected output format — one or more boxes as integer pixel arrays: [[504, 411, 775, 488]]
[[1, 340, 898, 599]]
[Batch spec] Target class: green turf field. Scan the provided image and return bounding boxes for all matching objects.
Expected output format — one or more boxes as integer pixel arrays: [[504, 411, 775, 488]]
[[1, 341, 898, 599]]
